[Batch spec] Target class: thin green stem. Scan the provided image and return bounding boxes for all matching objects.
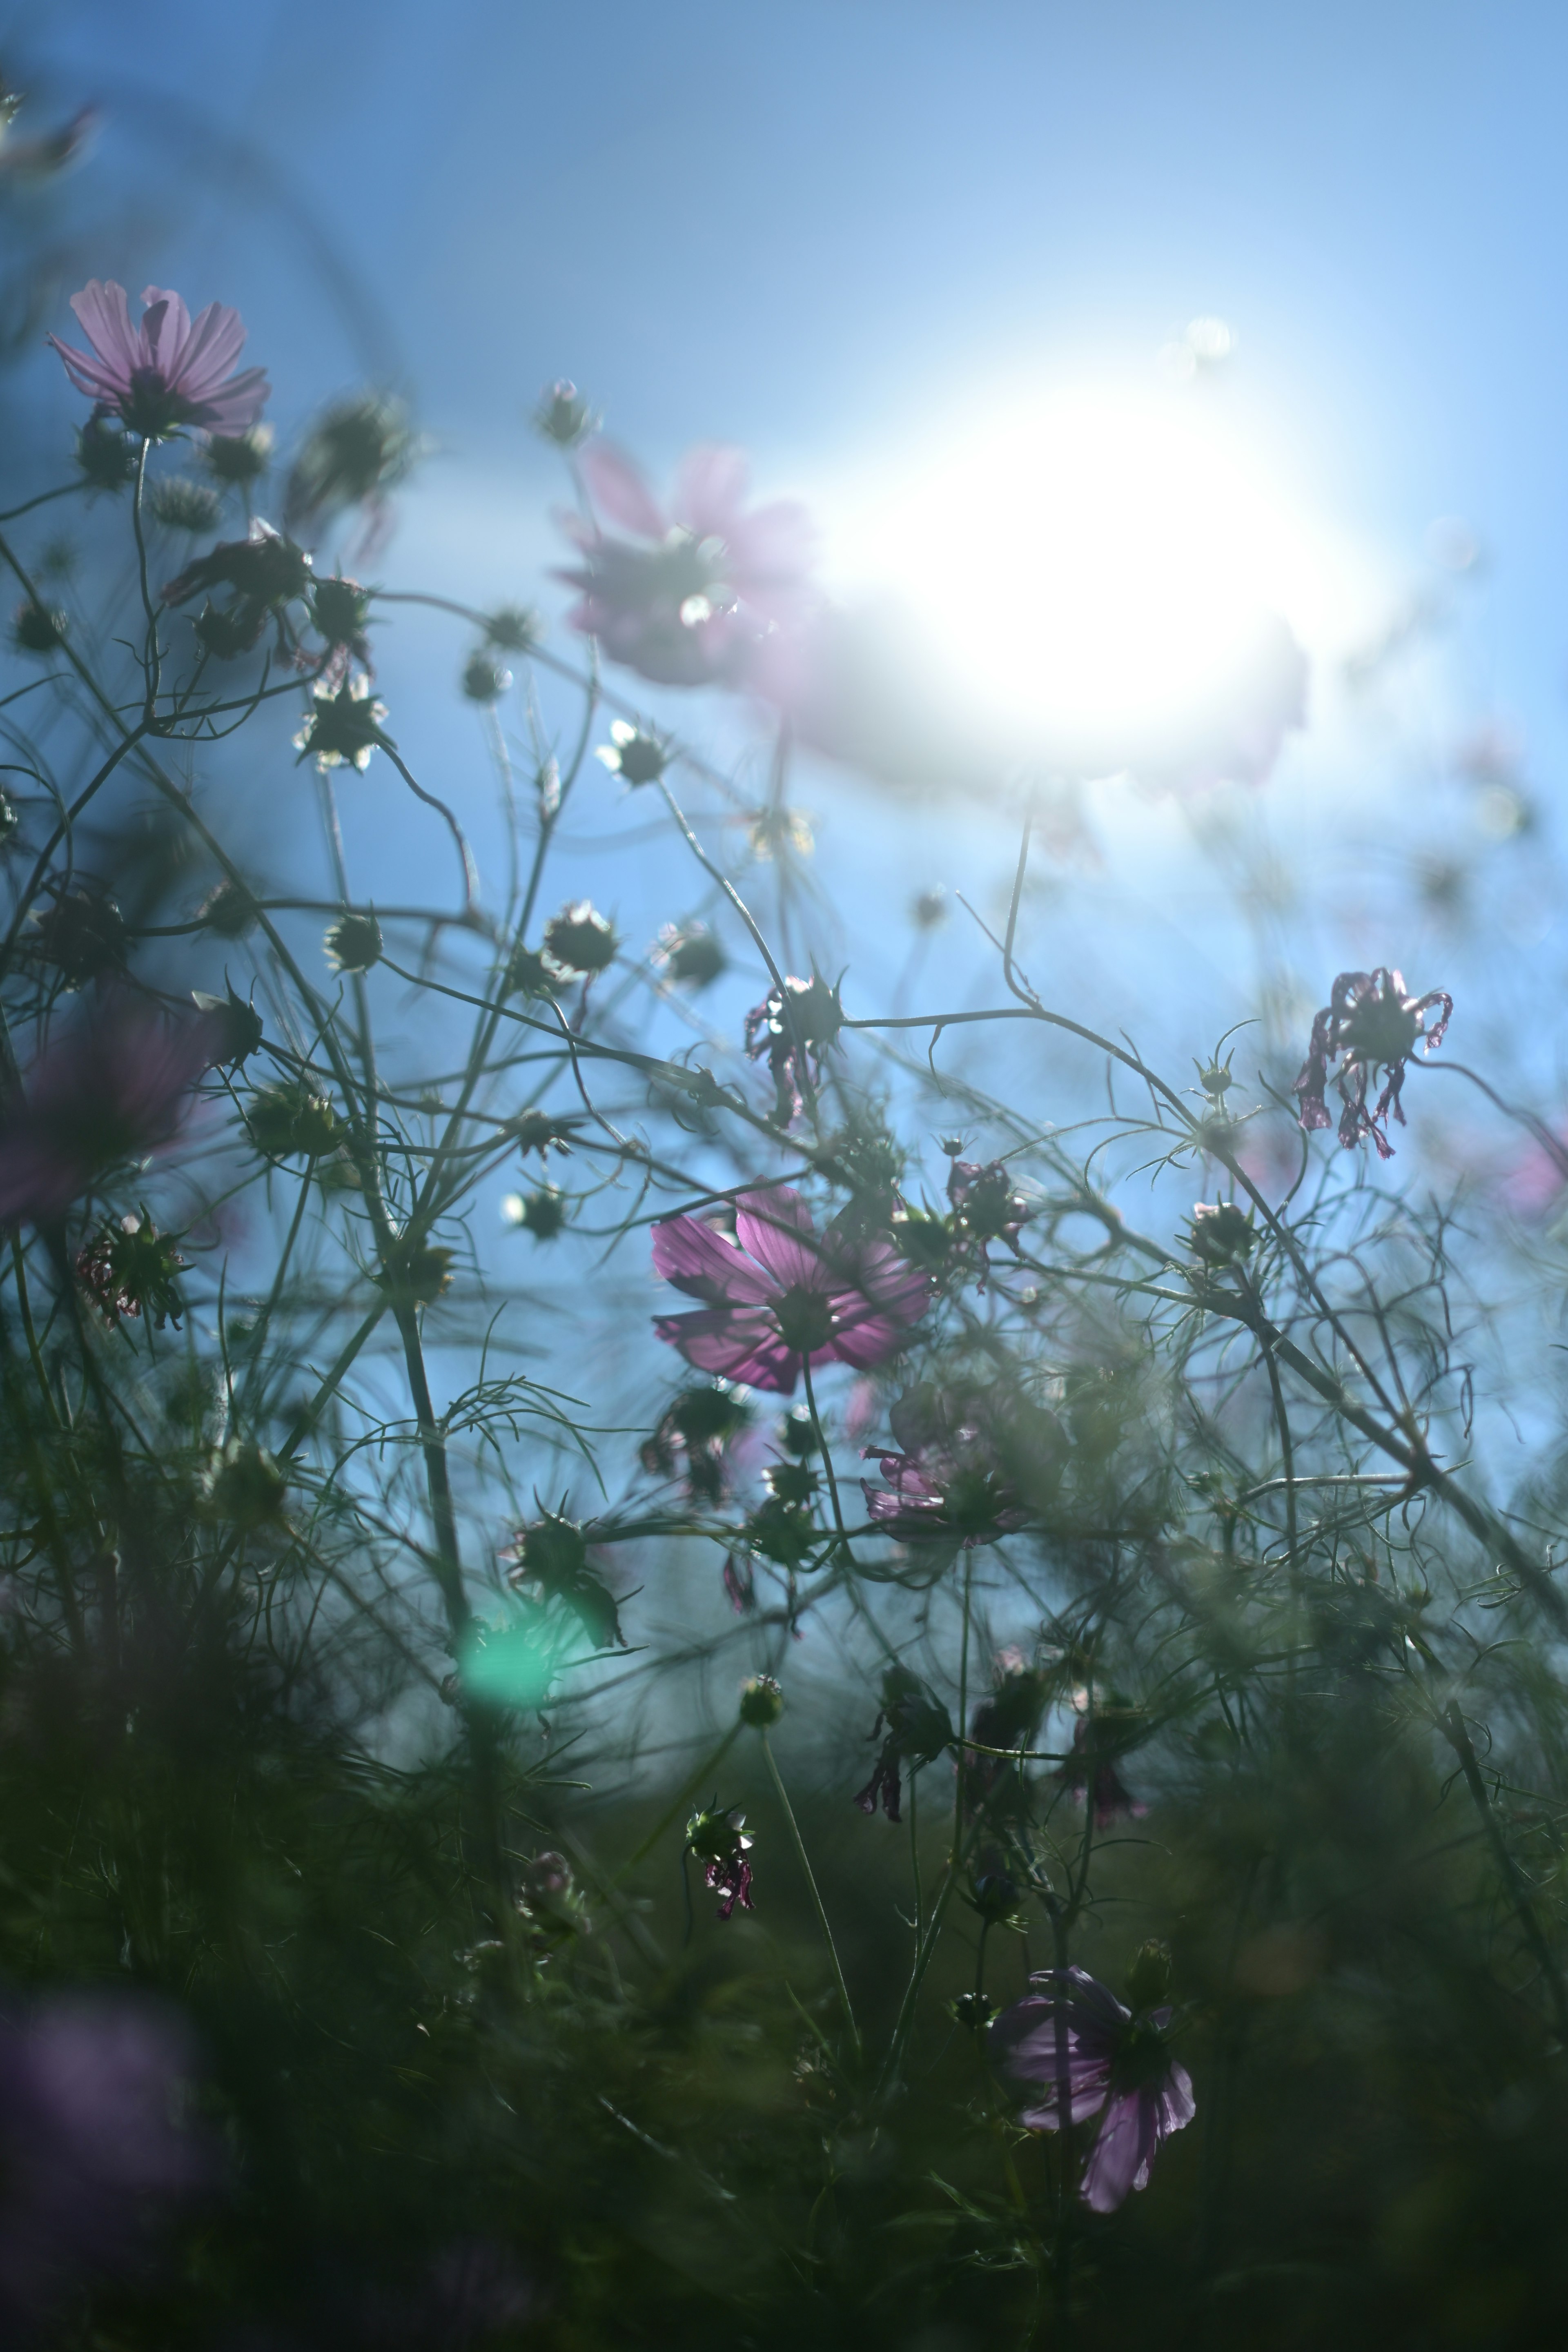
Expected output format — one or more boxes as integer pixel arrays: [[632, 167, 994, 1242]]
[[763, 1730, 862, 2062]]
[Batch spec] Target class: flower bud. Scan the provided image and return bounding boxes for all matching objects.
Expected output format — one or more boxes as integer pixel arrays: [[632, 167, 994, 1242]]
[[653, 920, 725, 991], [75, 416, 136, 491], [739, 1675, 784, 1728], [324, 909, 383, 974], [1124, 1939, 1173, 2014], [202, 1437, 287, 1527], [12, 599, 67, 654], [532, 379, 596, 448], [245, 1080, 347, 1159], [200, 424, 273, 486], [543, 900, 617, 976], [485, 604, 539, 655], [462, 651, 511, 704], [503, 1187, 568, 1241]]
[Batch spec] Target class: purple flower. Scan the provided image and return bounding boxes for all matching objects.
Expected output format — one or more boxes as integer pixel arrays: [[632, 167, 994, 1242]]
[[555, 441, 817, 688], [946, 1152, 1033, 1285], [1293, 967, 1452, 1161], [0, 993, 223, 1227], [862, 1389, 1033, 1550], [652, 1186, 929, 1396], [686, 1805, 755, 1920], [0, 1989, 214, 2332], [49, 280, 269, 441], [991, 1965, 1194, 2213], [1053, 1713, 1149, 1827]]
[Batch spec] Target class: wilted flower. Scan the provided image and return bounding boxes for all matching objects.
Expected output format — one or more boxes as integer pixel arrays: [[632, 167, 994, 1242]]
[[855, 1664, 955, 1822], [48, 280, 270, 439], [990, 1960, 1194, 2213], [324, 909, 383, 973], [596, 719, 669, 786], [0, 994, 221, 1226], [641, 1380, 753, 1503], [294, 674, 392, 773], [686, 1804, 755, 1919], [652, 1185, 929, 1395], [506, 1512, 624, 1650], [283, 390, 420, 543], [543, 899, 617, 975], [653, 919, 725, 990], [745, 973, 843, 1123], [162, 517, 313, 658], [946, 1149, 1033, 1283], [555, 439, 817, 688], [506, 1108, 577, 1160], [0, 1988, 215, 2334], [308, 575, 374, 682], [1053, 1702, 1151, 1827], [1293, 967, 1452, 1160], [966, 1650, 1052, 1815], [75, 1210, 187, 1329]]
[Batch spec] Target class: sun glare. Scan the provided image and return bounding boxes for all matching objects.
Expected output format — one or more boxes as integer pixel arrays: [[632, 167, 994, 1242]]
[[843, 382, 1361, 756]]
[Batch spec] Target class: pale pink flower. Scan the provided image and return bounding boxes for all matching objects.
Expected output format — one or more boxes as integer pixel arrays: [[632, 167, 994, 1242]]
[[555, 441, 817, 688], [49, 281, 270, 441], [991, 1967, 1195, 2213]]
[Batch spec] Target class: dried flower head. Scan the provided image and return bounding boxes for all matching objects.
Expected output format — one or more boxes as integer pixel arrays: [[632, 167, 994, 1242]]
[[462, 651, 512, 704], [245, 1080, 346, 1160], [200, 422, 273, 486], [685, 1804, 755, 1919], [11, 599, 67, 655], [484, 604, 540, 654], [503, 1186, 568, 1241], [284, 390, 420, 539], [745, 973, 844, 1123], [1293, 967, 1452, 1160], [506, 1510, 624, 1650]]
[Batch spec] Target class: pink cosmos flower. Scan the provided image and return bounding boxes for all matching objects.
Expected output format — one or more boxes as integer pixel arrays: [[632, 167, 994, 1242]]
[[555, 441, 817, 688], [652, 1186, 929, 1396], [0, 993, 224, 1227], [991, 1966, 1195, 2213], [48, 281, 270, 441]]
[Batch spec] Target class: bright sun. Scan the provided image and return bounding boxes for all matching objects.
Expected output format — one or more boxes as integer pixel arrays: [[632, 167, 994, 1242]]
[[840, 380, 1358, 761]]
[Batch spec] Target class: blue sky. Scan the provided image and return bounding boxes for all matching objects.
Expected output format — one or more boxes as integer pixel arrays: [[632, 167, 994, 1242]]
[[11, 2, 1568, 1114]]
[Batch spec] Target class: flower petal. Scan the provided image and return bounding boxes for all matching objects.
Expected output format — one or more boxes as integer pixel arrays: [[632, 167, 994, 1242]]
[[653, 1307, 798, 1393], [652, 1213, 778, 1306], [68, 279, 138, 379], [1081, 2091, 1159, 2213], [735, 1187, 824, 1289], [674, 443, 750, 539], [581, 441, 668, 541]]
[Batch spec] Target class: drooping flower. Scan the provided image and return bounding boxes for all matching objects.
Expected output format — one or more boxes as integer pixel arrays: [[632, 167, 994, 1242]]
[[0, 1988, 215, 2335], [161, 517, 313, 660], [652, 1185, 929, 1396], [0, 995, 223, 1227], [1053, 1707, 1150, 1828], [862, 1387, 1041, 1550], [686, 1804, 755, 1919], [48, 280, 270, 441], [854, 1664, 954, 1822], [965, 1649, 1052, 1818], [991, 1960, 1195, 2213], [640, 1380, 754, 1504], [555, 440, 817, 688], [1292, 967, 1452, 1161], [744, 973, 844, 1123], [505, 1511, 625, 1650], [945, 1148, 1033, 1283]]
